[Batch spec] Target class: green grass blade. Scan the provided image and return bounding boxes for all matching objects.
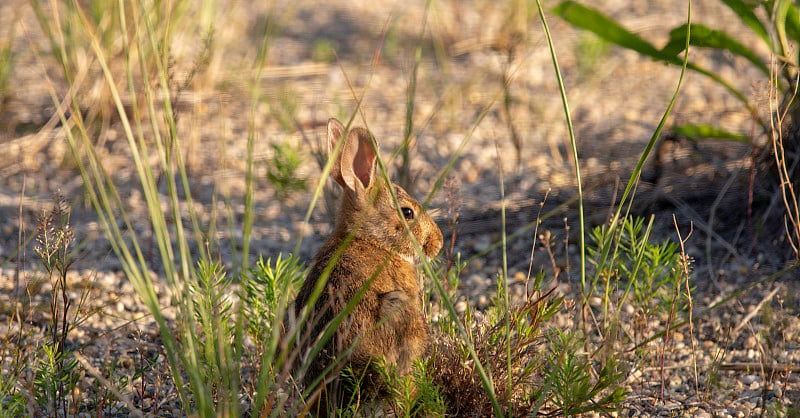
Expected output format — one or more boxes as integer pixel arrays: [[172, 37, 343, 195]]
[[785, 3, 800, 50], [596, 1, 693, 308], [538, 0, 585, 292], [774, 0, 793, 62], [661, 23, 769, 77], [554, 1, 759, 121], [553, 1, 664, 60], [672, 123, 750, 142], [719, 0, 772, 48]]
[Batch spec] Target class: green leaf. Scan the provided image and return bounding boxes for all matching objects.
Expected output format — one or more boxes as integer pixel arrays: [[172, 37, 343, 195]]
[[774, 0, 793, 60], [786, 3, 800, 46], [552, 1, 667, 61], [554, 1, 757, 121], [672, 124, 750, 142], [661, 23, 769, 77], [719, 0, 772, 48]]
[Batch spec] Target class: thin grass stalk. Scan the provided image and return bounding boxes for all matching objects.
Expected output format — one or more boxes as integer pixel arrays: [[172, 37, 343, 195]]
[[242, 9, 275, 275], [136, 0, 197, 286], [136, 4, 240, 414], [673, 215, 698, 398], [594, 1, 693, 316], [534, 0, 584, 295], [400, 0, 431, 190], [769, 54, 800, 261], [74, 0, 214, 413], [125, 4, 215, 414], [613, 216, 656, 330], [494, 143, 513, 415]]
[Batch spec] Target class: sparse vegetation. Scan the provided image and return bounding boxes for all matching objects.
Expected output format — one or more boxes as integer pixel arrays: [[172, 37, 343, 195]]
[[1, 0, 798, 416]]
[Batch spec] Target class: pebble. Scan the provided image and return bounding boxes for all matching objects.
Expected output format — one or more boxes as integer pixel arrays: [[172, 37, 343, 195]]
[[744, 335, 757, 349], [740, 374, 758, 385], [455, 300, 468, 314]]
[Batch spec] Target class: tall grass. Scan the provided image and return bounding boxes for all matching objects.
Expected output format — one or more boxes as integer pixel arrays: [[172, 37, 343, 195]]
[[6, 0, 760, 415]]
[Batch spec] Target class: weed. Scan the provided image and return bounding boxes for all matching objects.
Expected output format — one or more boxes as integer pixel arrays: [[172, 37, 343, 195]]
[[31, 194, 88, 416], [555, 0, 800, 260], [587, 216, 688, 330], [266, 141, 308, 200], [541, 329, 625, 416], [267, 87, 300, 133], [428, 276, 568, 416], [311, 38, 337, 63]]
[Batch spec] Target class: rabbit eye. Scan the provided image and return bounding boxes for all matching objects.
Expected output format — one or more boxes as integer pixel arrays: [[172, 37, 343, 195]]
[[401, 207, 415, 220]]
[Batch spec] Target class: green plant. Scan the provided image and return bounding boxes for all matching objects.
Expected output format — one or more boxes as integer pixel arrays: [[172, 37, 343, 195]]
[[587, 216, 688, 331], [243, 254, 305, 343], [266, 141, 307, 200], [428, 272, 569, 416], [575, 31, 609, 77], [311, 38, 336, 63], [267, 87, 300, 133], [540, 329, 625, 416], [31, 195, 90, 416], [186, 260, 241, 413], [554, 0, 800, 260]]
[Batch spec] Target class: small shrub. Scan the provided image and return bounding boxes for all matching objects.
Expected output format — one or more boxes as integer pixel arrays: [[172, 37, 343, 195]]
[[267, 142, 308, 200]]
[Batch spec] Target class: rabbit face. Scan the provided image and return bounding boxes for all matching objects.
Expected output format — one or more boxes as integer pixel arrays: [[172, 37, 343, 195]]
[[362, 183, 443, 264], [328, 118, 443, 265]]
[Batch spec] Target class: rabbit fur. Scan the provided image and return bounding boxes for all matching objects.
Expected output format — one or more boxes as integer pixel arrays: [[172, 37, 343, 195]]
[[293, 118, 443, 408]]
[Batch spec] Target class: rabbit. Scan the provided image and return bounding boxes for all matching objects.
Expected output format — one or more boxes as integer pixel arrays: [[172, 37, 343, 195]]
[[292, 118, 443, 412]]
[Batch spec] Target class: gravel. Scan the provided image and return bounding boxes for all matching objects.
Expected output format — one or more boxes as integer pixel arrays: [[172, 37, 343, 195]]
[[1, 0, 798, 415]]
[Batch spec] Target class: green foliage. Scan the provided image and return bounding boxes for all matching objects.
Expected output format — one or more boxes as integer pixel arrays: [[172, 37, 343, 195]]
[[311, 38, 336, 63], [34, 344, 80, 415], [671, 123, 749, 142], [587, 215, 690, 334], [31, 195, 86, 417], [575, 31, 609, 76], [187, 260, 239, 404], [243, 254, 305, 342], [0, 382, 25, 418], [540, 329, 625, 416], [267, 88, 300, 133], [554, 0, 800, 140], [266, 141, 307, 200]]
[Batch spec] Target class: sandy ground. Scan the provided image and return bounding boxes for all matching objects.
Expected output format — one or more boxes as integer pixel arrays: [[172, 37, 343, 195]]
[[1, 0, 798, 416]]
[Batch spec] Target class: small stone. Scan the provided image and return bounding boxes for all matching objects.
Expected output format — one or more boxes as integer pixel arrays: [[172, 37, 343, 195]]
[[744, 335, 757, 349], [741, 374, 758, 385], [455, 300, 468, 314], [469, 258, 484, 271]]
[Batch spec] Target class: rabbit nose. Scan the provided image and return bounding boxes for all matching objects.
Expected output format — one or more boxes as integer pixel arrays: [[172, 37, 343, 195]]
[[424, 227, 444, 258]]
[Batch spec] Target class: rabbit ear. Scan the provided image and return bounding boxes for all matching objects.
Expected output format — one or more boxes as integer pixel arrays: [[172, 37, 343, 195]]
[[327, 118, 346, 187], [327, 118, 378, 193]]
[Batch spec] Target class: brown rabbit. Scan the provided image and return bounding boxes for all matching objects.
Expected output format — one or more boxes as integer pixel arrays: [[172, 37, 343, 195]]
[[293, 118, 443, 412]]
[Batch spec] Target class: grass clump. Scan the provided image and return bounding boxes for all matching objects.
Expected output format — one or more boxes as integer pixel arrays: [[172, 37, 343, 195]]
[[586, 215, 689, 341]]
